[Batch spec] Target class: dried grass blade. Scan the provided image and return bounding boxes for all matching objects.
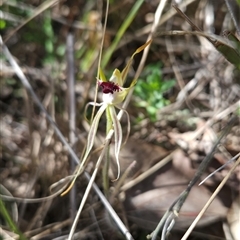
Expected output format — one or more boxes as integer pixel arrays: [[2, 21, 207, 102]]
[[121, 40, 152, 83]]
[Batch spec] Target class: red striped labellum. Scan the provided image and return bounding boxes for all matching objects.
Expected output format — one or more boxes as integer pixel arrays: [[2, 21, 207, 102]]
[[98, 81, 122, 94]]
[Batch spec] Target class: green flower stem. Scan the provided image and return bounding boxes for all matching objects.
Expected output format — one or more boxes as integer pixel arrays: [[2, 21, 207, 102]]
[[103, 145, 111, 197], [102, 106, 112, 195], [0, 199, 27, 240]]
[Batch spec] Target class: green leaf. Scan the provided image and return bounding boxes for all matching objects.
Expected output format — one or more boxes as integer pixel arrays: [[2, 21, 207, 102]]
[[0, 20, 6, 29], [45, 39, 53, 54], [216, 32, 240, 69], [134, 63, 175, 121], [56, 45, 66, 56], [0, 186, 27, 240], [102, 0, 145, 68]]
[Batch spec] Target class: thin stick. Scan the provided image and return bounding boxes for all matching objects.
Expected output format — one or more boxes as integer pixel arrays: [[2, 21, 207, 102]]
[[199, 152, 240, 186], [181, 156, 240, 240], [121, 151, 175, 192], [66, 32, 77, 220], [149, 117, 237, 239], [135, 0, 167, 80], [68, 136, 111, 240], [224, 0, 240, 36], [123, 0, 167, 116], [91, 0, 109, 124], [157, 30, 235, 49], [68, 129, 134, 240]]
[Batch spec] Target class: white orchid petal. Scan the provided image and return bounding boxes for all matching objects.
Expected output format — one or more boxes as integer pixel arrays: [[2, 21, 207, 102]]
[[85, 103, 107, 160], [84, 102, 104, 121], [102, 88, 129, 105], [102, 92, 115, 104], [62, 103, 107, 196], [115, 105, 131, 146]]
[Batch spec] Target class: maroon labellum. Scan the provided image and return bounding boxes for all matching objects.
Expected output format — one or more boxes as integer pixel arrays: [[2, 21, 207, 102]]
[[98, 81, 121, 94]]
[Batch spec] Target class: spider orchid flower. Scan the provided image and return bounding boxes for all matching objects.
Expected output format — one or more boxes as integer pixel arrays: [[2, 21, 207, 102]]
[[86, 40, 151, 181], [85, 71, 135, 181], [63, 40, 151, 192]]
